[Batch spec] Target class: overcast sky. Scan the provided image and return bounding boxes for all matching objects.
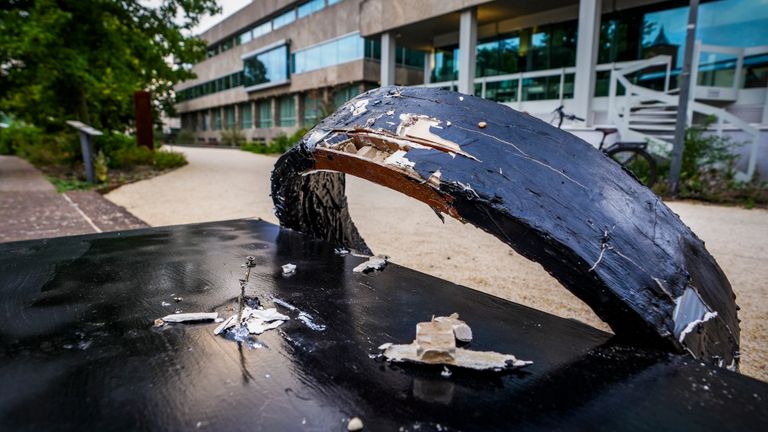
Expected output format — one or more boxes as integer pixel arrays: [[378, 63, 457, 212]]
[[192, 0, 251, 35], [142, 0, 251, 35]]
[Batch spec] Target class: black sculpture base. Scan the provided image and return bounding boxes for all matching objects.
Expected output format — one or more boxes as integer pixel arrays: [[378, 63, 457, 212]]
[[0, 219, 765, 431]]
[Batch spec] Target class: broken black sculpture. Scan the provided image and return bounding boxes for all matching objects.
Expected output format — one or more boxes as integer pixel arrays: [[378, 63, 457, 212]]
[[271, 86, 739, 368]]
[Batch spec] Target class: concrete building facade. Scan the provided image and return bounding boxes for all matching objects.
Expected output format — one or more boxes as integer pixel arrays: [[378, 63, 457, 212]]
[[175, 0, 768, 177]]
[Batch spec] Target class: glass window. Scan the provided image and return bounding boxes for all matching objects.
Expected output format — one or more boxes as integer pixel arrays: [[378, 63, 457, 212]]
[[394, 47, 426, 67], [744, 53, 768, 88], [333, 86, 359, 108], [292, 34, 365, 74], [328, 0, 342, 4], [432, 21, 576, 81], [213, 109, 222, 130], [241, 103, 253, 129], [243, 45, 289, 88], [225, 106, 236, 129], [202, 112, 209, 131], [298, 0, 324, 19], [485, 80, 518, 103], [476, 36, 520, 77], [221, 38, 233, 52], [252, 21, 271, 39], [239, 30, 252, 45], [273, 9, 296, 29], [303, 93, 322, 125], [279, 96, 296, 127], [432, 47, 458, 82], [598, 0, 768, 71], [364, 37, 381, 59], [259, 100, 272, 128]]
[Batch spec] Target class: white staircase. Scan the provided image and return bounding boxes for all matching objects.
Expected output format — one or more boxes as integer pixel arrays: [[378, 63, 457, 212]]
[[608, 54, 760, 181]]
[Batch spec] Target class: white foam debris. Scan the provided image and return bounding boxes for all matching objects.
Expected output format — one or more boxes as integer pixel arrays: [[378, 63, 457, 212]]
[[347, 417, 364, 431], [282, 263, 296, 275], [379, 314, 531, 371], [384, 150, 416, 169], [353, 255, 388, 273], [350, 99, 369, 116], [215, 307, 289, 337], [678, 311, 719, 343], [434, 313, 473, 342], [161, 312, 218, 323], [273, 298, 327, 331], [213, 314, 238, 335], [441, 366, 452, 378], [298, 312, 327, 331], [247, 319, 284, 334], [273, 298, 298, 311], [427, 170, 442, 187], [251, 308, 290, 321]]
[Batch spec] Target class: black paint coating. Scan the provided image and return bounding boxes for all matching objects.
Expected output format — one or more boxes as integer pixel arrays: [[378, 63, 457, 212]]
[[0, 220, 765, 431], [271, 86, 739, 368]]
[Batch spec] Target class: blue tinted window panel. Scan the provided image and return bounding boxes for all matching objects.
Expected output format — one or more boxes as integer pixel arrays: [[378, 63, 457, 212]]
[[243, 45, 289, 89], [273, 10, 296, 29], [298, 0, 324, 18]]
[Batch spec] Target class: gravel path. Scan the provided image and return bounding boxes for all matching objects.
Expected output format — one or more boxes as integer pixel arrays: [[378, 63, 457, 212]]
[[106, 146, 768, 381]]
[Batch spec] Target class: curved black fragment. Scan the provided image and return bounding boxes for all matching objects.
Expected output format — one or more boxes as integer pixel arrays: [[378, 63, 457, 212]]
[[271, 144, 371, 254], [270, 86, 739, 368]]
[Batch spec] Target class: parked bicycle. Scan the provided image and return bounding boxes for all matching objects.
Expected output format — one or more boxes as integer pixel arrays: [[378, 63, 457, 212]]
[[552, 106, 658, 188]]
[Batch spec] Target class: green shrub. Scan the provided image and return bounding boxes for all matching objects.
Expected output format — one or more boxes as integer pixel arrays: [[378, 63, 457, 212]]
[[48, 177, 95, 193], [653, 117, 767, 206], [94, 150, 109, 182], [0, 123, 80, 166], [176, 128, 195, 145], [241, 128, 309, 155], [220, 128, 246, 146], [109, 143, 154, 168], [153, 150, 187, 169]]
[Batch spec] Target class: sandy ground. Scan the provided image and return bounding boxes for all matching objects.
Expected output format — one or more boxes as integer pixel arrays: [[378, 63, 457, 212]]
[[107, 146, 768, 382]]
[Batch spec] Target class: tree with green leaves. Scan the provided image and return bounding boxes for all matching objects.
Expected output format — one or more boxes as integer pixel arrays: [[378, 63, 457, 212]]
[[0, 0, 220, 132]]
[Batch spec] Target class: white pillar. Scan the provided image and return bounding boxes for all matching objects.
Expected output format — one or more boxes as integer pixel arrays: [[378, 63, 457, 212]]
[[573, 0, 602, 126], [423, 52, 432, 84], [381, 32, 396, 87], [458, 8, 477, 95], [762, 81, 768, 125]]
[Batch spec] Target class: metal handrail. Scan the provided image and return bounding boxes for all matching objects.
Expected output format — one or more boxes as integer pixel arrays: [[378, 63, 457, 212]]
[[610, 56, 760, 181]]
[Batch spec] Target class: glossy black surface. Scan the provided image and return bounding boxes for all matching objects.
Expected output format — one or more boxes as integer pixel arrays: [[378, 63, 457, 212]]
[[272, 86, 739, 365], [0, 219, 765, 431]]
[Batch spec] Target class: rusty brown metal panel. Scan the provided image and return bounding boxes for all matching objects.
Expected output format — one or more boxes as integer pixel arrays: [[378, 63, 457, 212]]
[[134, 91, 154, 149]]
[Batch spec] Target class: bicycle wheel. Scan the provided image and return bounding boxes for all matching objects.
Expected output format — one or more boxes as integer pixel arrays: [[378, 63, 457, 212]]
[[606, 147, 657, 188]]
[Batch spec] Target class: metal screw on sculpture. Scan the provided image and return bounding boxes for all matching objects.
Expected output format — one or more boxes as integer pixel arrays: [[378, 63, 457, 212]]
[[270, 86, 740, 369]]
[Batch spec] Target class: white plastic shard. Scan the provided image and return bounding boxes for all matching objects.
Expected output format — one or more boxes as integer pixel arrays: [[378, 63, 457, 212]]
[[161, 312, 219, 323], [282, 263, 296, 275], [379, 314, 531, 371], [350, 99, 369, 116], [434, 313, 473, 342], [395, 114, 477, 160], [246, 319, 284, 334], [215, 307, 290, 337], [353, 255, 388, 273], [384, 150, 416, 170], [250, 308, 290, 322], [213, 314, 238, 335]]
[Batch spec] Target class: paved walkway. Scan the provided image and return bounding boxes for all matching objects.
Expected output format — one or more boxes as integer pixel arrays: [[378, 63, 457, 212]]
[[106, 146, 768, 381], [0, 155, 147, 243]]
